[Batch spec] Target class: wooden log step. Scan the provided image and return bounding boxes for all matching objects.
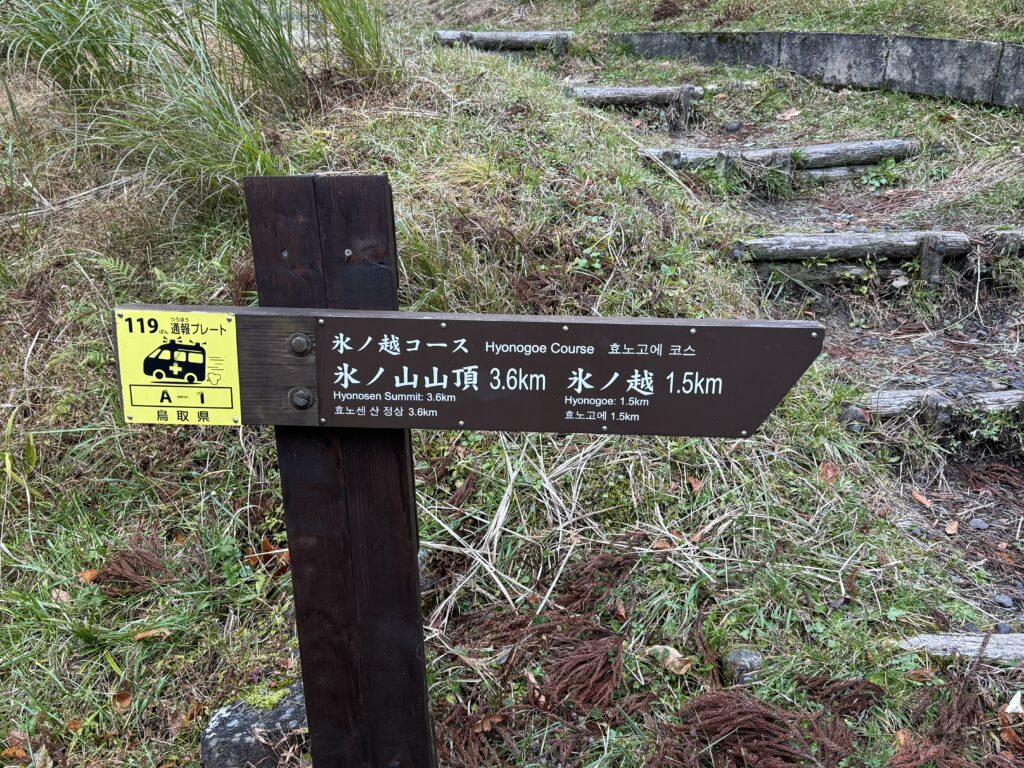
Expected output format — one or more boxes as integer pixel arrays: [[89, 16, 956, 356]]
[[859, 388, 1024, 417], [435, 30, 571, 54], [754, 263, 908, 285], [796, 165, 873, 182], [640, 138, 922, 171], [993, 228, 1023, 256], [735, 231, 972, 262], [569, 84, 704, 106], [900, 634, 1024, 661]]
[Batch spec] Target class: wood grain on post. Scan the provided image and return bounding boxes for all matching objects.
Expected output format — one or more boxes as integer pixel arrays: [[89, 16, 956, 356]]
[[245, 175, 436, 768], [860, 388, 1024, 416]]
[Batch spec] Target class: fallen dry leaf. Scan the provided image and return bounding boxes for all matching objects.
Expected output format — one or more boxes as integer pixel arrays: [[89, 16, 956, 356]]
[[112, 691, 132, 714], [713, 92, 728, 101], [471, 713, 504, 734], [905, 668, 935, 683], [650, 538, 673, 551], [1, 747, 28, 761], [911, 489, 932, 509], [945, 520, 960, 536], [687, 476, 703, 495], [614, 599, 628, 622], [66, 719, 82, 733], [526, 671, 547, 708], [77, 569, 97, 585], [50, 588, 70, 604], [891, 275, 911, 289], [646, 645, 693, 675], [776, 107, 801, 121], [894, 730, 911, 748], [6, 732, 28, 749], [819, 461, 840, 485], [132, 628, 171, 641], [1000, 704, 1024, 752]]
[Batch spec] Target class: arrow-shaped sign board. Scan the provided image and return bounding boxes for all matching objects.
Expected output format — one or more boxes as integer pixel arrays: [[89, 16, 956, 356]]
[[113, 305, 823, 438]]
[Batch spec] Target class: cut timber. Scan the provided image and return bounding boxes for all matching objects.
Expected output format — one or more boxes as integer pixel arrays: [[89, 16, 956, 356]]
[[435, 30, 571, 54], [569, 84, 703, 106], [796, 165, 873, 182], [640, 138, 923, 171], [734, 231, 972, 262], [900, 634, 1024, 661], [754, 263, 907, 284], [993, 228, 1023, 257], [860, 388, 1024, 417]]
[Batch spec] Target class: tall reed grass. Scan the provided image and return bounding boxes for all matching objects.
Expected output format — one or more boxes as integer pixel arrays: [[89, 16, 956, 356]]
[[2, 0, 398, 201]]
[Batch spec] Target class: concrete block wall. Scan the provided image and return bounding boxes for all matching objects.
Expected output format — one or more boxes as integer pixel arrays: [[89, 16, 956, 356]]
[[612, 31, 1024, 109]]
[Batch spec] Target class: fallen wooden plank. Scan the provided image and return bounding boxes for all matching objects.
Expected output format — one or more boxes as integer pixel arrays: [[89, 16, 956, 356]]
[[569, 84, 703, 106], [860, 388, 1024, 417], [435, 30, 571, 54], [640, 138, 922, 171], [900, 633, 1024, 661], [754, 263, 908, 284], [735, 231, 972, 262]]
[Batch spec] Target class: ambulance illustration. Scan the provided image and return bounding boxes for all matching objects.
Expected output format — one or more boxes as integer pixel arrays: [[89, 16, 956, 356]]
[[143, 341, 206, 384]]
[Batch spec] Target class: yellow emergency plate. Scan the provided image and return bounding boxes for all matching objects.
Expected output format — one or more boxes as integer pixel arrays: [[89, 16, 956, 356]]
[[114, 308, 242, 426]]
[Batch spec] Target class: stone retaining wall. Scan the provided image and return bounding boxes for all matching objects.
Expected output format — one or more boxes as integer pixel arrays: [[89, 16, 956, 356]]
[[612, 32, 1024, 109]]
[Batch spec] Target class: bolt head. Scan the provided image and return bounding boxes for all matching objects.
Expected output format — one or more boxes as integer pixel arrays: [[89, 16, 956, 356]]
[[288, 332, 312, 355], [288, 387, 315, 410]]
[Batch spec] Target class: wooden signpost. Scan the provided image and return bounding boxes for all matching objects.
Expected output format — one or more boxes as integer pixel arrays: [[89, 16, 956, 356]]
[[112, 175, 824, 767]]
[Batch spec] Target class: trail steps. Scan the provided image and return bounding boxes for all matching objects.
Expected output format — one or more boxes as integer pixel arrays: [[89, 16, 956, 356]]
[[435, 30, 571, 54]]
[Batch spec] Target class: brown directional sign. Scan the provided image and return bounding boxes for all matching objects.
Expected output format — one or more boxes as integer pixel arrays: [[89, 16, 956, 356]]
[[114, 305, 823, 437], [314, 312, 822, 437]]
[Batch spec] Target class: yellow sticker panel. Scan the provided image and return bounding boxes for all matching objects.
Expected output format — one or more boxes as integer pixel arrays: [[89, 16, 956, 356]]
[[115, 309, 241, 426]]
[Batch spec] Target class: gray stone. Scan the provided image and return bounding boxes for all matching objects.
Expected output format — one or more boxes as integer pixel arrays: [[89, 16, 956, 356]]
[[724, 120, 743, 132], [993, 44, 1024, 109], [722, 648, 763, 685], [997, 623, 1013, 634], [780, 33, 889, 88], [969, 518, 990, 531], [994, 594, 1015, 609], [963, 622, 982, 634], [612, 32, 780, 68], [884, 36, 1003, 103], [893, 346, 913, 356], [201, 681, 307, 768]]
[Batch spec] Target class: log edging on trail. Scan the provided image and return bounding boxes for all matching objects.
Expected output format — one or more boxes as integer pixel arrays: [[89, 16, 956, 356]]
[[568, 84, 704, 106], [435, 30, 572, 54], [734, 231, 972, 262], [900, 634, 1024, 661], [639, 139, 923, 173], [855, 388, 1024, 419], [611, 32, 1024, 110]]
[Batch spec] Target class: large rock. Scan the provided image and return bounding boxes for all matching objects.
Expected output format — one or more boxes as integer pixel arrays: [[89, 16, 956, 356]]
[[883, 36, 1003, 102], [201, 681, 307, 768], [780, 33, 888, 88], [993, 44, 1024, 109]]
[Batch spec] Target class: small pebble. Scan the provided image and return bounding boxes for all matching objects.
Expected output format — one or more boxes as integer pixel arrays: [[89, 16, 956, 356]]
[[996, 623, 1012, 634], [969, 518, 989, 531], [1013, 579, 1024, 591], [893, 346, 913, 357], [994, 594, 1015, 609], [724, 120, 743, 133]]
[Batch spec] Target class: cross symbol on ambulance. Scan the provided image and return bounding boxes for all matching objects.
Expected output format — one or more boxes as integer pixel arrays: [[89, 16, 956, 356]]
[[169, 362, 182, 376]]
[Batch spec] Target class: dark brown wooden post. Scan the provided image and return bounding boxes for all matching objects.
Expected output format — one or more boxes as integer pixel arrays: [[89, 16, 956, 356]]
[[244, 175, 437, 768]]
